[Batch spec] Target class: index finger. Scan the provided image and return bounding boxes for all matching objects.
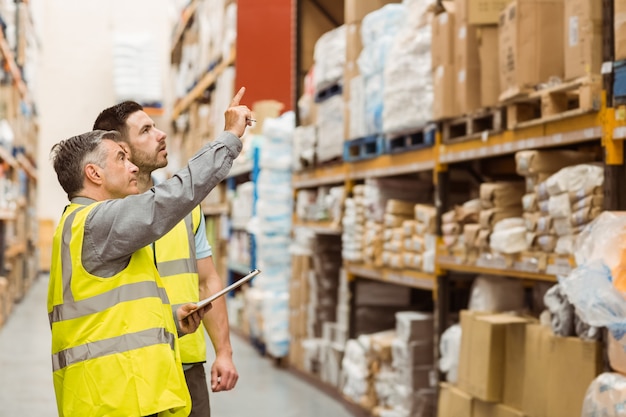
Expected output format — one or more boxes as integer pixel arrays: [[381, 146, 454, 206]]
[[230, 87, 246, 107]]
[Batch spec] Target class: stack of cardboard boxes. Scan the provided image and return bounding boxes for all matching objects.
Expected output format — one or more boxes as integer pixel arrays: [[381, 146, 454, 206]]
[[439, 311, 603, 417], [432, 0, 604, 121], [432, 0, 505, 119]]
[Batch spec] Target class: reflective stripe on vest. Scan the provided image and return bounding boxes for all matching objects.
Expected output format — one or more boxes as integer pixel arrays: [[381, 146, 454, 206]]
[[154, 206, 206, 363], [156, 211, 197, 276], [52, 327, 175, 371]]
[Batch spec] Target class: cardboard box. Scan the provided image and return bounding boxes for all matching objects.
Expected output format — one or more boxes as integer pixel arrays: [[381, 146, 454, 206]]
[[433, 65, 457, 119], [564, 0, 603, 80], [499, 0, 565, 98], [502, 317, 528, 410], [471, 314, 529, 402], [616, 0, 626, 61], [478, 26, 500, 108], [608, 331, 626, 375], [474, 400, 527, 417], [431, 11, 456, 69], [455, 22, 480, 75], [458, 311, 527, 402], [455, 21, 481, 113], [345, 23, 362, 65], [521, 324, 552, 417], [344, 0, 400, 24], [522, 323, 602, 417], [456, 66, 482, 115], [456, 0, 508, 24], [438, 382, 474, 417], [546, 333, 603, 417]]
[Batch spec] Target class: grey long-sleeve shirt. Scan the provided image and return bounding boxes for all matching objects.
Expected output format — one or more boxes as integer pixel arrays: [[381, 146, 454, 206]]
[[70, 131, 242, 278]]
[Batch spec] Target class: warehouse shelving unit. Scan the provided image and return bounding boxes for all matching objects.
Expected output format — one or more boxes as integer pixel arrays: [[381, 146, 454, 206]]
[[0, 0, 39, 328], [165, 0, 626, 415]]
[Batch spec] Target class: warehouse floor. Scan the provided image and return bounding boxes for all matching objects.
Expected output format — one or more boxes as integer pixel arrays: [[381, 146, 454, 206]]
[[0, 274, 359, 417]]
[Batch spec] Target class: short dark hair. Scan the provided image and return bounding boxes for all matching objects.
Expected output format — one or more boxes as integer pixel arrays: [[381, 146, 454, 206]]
[[92, 101, 144, 141], [50, 130, 120, 199]]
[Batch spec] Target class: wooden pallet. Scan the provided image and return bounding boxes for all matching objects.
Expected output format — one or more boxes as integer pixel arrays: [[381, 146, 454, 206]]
[[440, 107, 506, 144], [386, 124, 436, 154], [343, 135, 386, 162], [505, 75, 602, 130]]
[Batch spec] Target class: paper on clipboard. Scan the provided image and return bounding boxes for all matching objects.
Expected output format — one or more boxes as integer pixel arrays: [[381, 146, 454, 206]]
[[182, 269, 260, 318]]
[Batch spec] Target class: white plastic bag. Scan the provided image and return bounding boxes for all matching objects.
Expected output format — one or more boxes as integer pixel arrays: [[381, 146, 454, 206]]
[[582, 373, 626, 416], [438, 324, 461, 383], [559, 260, 626, 337]]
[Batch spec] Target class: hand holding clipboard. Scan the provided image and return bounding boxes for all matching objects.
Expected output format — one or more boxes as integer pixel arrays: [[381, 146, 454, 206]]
[[181, 269, 261, 319]]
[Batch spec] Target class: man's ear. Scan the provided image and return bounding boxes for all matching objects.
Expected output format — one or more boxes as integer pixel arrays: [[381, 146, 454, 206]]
[[84, 163, 103, 185]]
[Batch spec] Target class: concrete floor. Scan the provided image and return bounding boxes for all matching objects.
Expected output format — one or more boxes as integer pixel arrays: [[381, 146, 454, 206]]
[[0, 274, 359, 416]]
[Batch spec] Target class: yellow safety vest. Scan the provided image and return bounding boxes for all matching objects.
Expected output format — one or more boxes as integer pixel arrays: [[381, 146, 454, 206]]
[[154, 205, 207, 364], [48, 202, 191, 417]]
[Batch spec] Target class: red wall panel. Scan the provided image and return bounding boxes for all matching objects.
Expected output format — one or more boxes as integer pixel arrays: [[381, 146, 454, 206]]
[[235, 0, 294, 111]]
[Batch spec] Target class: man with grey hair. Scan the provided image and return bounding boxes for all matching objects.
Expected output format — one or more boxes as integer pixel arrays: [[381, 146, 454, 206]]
[[47, 88, 250, 417]]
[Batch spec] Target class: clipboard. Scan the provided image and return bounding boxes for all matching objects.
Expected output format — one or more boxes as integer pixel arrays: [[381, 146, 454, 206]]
[[182, 269, 261, 318]]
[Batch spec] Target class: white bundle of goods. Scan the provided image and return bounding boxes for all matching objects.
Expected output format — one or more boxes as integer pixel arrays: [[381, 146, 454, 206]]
[[316, 94, 344, 162], [261, 290, 290, 357], [382, 0, 433, 134], [313, 25, 346, 94], [358, 4, 406, 136], [113, 32, 163, 105], [293, 125, 317, 171], [348, 75, 367, 140]]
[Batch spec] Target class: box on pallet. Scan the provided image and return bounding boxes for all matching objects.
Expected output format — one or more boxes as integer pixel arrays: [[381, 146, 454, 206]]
[[456, 0, 508, 25], [564, 0, 603, 80], [433, 64, 457, 119], [455, 21, 481, 114], [431, 9, 455, 70], [616, 0, 626, 61], [499, 0, 565, 99], [478, 26, 499, 108]]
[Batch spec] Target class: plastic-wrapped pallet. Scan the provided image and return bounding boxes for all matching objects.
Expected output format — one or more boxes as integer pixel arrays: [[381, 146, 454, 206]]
[[247, 112, 294, 357], [316, 94, 344, 163], [348, 74, 367, 139], [382, 0, 433, 134], [293, 125, 317, 171], [261, 290, 290, 357], [358, 4, 407, 136], [313, 25, 346, 94]]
